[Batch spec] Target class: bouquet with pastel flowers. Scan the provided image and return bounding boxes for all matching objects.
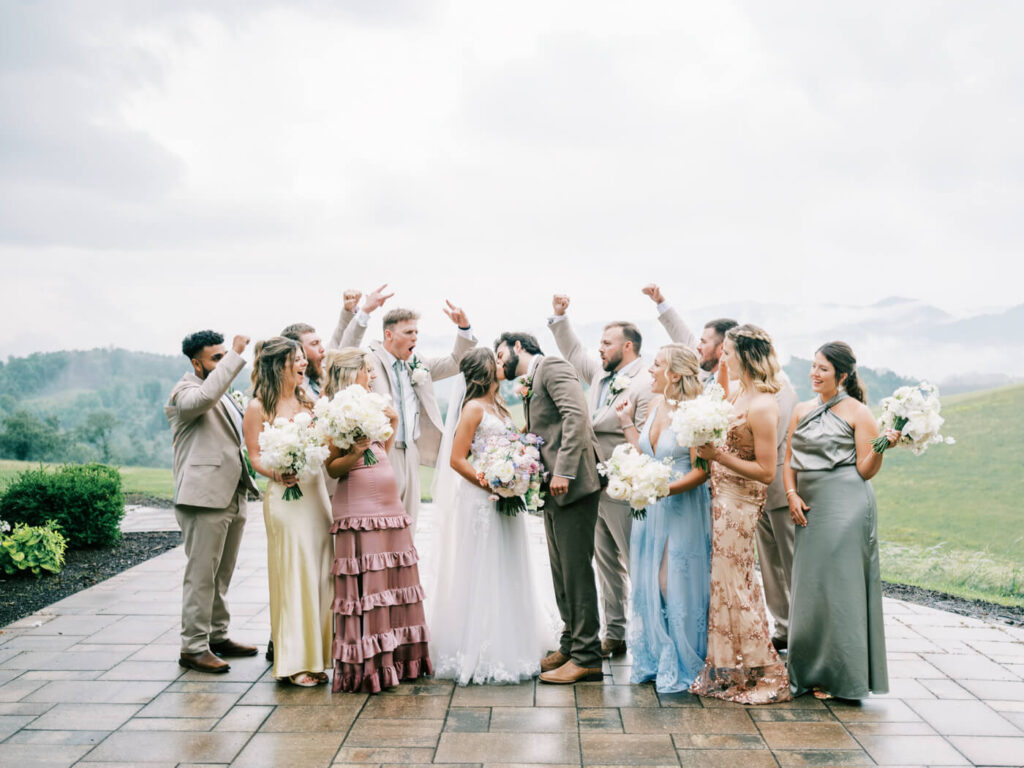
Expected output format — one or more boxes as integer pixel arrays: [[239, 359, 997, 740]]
[[471, 429, 546, 516], [669, 384, 734, 472], [597, 443, 674, 520], [872, 382, 954, 455], [257, 412, 330, 500], [313, 385, 394, 466]]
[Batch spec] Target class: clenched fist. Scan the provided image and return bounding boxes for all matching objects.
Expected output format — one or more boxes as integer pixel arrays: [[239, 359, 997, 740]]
[[642, 284, 665, 304], [232, 335, 251, 355], [343, 290, 362, 313], [552, 294, 570, 316]]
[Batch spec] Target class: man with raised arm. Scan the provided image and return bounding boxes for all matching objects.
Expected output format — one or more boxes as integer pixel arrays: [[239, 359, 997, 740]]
[[547, 294, 653, 658], [166, 330, 259, 674]]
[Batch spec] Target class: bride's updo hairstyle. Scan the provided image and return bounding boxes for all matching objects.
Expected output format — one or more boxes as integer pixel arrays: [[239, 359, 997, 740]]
[[726, 324, 782, 395], [322, 347, 369, 399], [251, 336, 312, 420], [816, 341, 867, 403], [660, 344, 703, 405], [459, 347, 512, 421]]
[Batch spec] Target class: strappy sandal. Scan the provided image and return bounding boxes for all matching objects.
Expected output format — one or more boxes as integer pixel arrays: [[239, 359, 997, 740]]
[[289, 672, 320, 687], [812, 688, 834, 700]]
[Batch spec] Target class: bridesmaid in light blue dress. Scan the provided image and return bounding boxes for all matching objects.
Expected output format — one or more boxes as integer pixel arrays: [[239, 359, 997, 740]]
[[616, 344, 712, 692]]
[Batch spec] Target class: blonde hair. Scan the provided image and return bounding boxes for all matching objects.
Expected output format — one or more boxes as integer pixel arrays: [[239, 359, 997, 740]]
[[251, 336, 313, 419], [660, 344, 703, 405], [726, 324, 782, 394], [322, 347, 369, 399]]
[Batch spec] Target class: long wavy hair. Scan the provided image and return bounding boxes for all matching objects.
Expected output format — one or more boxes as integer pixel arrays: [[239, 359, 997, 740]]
[[816, 341, 867, 403], [726, 324, 782, 394], [251, 336, 312, 420], [660, 344, 703, 405], [460, 347, 512, 421], [322, 347, 368, 399]]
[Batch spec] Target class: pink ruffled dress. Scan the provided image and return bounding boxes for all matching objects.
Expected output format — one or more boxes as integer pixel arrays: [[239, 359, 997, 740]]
[[329, 441, 432, 692]]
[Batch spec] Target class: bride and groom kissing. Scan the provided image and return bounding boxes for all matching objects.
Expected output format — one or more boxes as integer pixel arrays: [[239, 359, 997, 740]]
[[429, 331, 605, 685]]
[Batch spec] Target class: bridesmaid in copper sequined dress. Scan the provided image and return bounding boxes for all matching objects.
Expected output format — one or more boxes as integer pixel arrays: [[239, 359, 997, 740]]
[[690, 325, 791, 704], [323, 348, 432, 693]]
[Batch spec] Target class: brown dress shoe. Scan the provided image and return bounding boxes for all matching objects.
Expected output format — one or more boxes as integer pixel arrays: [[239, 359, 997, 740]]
[[540, 650, 570, 672], [179, 650, 230, 673], [539, 660, 603, 684], [210, 638, 258, 657], [601, 638, 627, 658]]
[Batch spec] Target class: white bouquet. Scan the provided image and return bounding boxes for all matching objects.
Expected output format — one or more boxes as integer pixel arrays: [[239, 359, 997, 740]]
[[873, 382, 954, 455], [257, 412, 330, 500], [471, 430, 546, 516], [313, 384, 394, 466], [597, 443, 674, 520], [669, 384, 734, 472]]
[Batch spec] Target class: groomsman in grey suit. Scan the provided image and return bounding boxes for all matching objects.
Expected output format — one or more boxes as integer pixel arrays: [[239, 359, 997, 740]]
[[495, 332, 604, 684], [364, 300, 477, 529], [644, 284, 798, 650], [547, 294, 653, 658], [166, 330, 259, 673]]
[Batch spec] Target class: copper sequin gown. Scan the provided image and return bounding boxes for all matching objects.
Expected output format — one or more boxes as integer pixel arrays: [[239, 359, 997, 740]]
[[690, 411, 792, 704]]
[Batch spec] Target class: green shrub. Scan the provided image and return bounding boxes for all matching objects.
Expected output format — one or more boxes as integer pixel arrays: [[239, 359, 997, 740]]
[[0, 463, 124, 548], [0, 521, 67, 576]]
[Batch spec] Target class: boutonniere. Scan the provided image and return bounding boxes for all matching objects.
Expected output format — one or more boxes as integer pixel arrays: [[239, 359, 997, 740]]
[[516, 375, 535, 402], [605, 373, 631, 406], [229, 389, 249, 411], [408, 356, 431, 386]]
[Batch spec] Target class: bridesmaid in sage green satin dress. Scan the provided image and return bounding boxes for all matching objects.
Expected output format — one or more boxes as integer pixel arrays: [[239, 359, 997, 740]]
[[783, 342, 900, 701]]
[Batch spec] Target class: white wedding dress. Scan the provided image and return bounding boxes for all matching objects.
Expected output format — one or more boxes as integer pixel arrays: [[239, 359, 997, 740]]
[[426, 403, 559, 685]]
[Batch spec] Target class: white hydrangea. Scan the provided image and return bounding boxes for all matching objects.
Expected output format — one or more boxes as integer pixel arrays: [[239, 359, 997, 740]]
[[257, 414, 330, 499], [597, 443, 674, 520], [669, 384, 734, 471], [313, 385, 394, 464]]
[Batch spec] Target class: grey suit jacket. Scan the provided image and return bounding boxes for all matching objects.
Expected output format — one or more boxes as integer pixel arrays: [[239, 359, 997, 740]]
[[365, 333, 477, 467], [523, 356, 602, 507], [548, 317, 653, 463], [165, 351, 258, 509]]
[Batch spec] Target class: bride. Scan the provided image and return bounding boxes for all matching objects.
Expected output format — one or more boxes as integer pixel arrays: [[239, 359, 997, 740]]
[[426, 347, 558, 685]]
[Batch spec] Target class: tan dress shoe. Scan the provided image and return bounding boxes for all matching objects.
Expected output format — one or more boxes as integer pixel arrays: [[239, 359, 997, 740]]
[[539, 660, 603, 684], [540, 650, 570, 672], [600, 638, 627, 658], [179, 649, 230, 673]]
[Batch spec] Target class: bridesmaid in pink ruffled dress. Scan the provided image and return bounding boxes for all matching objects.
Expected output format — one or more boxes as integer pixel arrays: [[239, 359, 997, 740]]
[[322, 348, 433, 693]]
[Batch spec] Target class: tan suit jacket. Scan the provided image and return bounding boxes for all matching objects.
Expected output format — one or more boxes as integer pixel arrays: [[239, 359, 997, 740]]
[[658, 306, 698, 351], [328, 308, 368, 351], [548, 317, 653, 463], [523, 356, 603, 507], [365, 333, 477, 467], [165, 351, 258, 509], [766, 379, 799, 511]]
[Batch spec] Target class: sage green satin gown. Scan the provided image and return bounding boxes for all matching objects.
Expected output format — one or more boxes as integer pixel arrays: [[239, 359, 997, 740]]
[[787, 392, 888, 699]]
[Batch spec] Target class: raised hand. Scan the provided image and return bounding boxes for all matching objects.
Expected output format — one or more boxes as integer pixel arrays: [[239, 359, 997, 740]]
[[442, 299, 470, 329], [362, 284, 395, 314], [615, 398, 633, 427], [552, 294, 570, 316], [343, 289, 362, 313], [232, 335, 251, 355], [642, 284, 665, 304]]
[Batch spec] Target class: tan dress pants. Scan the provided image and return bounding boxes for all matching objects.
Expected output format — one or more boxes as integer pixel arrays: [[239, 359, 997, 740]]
[[390, 442, 421, 535], [594, 494, 632, 643], [755, 504, 795, 643]]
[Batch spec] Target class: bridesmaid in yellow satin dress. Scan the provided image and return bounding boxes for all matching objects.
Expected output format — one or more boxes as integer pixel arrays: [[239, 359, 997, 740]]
[[690, 324, 791, 704], [243, 336, 333, 687]]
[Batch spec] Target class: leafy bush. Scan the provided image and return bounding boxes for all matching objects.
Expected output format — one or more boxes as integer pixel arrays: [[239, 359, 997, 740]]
[[0, 520, 67, 576], [0, 463, 124, 548]]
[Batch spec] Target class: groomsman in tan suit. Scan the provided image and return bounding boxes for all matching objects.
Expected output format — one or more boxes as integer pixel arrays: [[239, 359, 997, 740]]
[[364, 301, 477, 529], [644, 284, 798, 650], [547, 295, 653, 657], [166, 330, 259, 673]]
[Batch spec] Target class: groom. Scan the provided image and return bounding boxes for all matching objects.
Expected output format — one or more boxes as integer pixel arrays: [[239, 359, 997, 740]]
[[495, 332, 604, 684]]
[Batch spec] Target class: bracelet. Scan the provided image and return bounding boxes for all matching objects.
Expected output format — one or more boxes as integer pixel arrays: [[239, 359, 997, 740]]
[[785, 489, 798, 497]]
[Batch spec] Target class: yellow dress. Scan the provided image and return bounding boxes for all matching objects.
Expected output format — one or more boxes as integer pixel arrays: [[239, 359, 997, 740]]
[[264, 475, 333, 679]]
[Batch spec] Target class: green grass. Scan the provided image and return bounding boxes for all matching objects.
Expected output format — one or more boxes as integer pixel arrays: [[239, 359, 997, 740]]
[[872, 383, 1024, 607], [0, 460, 176, 500]]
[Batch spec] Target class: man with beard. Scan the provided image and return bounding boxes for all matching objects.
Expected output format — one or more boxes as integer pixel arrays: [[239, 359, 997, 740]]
[[166, 330, 259, 673], [547, 294, 652, 658]]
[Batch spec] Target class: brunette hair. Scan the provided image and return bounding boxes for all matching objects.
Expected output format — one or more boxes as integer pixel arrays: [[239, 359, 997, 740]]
[[322, 347, 369, 399], [726, 324, 782, 394], [816, 341, 867, 403], [493, 331, 543, 356], [704, 318, 738, 344], [280, 322, 315, 341], [459, 347, 512, 421], [604, 321, 642, 354], [250, 336, 312, 420], [659, 344, 702, 405]]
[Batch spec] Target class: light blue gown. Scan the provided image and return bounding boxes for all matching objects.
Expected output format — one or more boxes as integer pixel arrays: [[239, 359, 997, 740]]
[[629, 404, 712, 692]]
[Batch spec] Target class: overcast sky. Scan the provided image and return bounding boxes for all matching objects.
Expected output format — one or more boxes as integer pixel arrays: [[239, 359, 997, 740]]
[[2, 0, 1023, 361]]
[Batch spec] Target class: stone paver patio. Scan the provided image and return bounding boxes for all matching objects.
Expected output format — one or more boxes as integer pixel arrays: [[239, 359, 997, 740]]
[[2, 503, 1023, 767]]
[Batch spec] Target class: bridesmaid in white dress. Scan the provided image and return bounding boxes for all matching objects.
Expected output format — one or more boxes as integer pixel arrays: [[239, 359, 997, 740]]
[[243, 336, 333, 688], [427, 348, 558, 685]]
